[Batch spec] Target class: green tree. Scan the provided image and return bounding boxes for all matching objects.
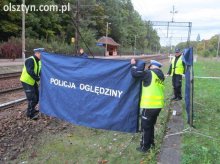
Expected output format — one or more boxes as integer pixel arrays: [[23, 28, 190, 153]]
[[1, 0, 160, 54], [0, 0, 21, 41]]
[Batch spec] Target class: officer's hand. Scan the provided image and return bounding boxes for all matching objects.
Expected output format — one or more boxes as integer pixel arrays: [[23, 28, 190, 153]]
[[131, 58, 136, 65], [182, 74, 185, 78]]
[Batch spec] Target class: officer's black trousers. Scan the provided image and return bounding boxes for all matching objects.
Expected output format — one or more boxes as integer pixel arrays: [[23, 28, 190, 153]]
[[172, 74, 182, 98], [140, 108, 161, 150], [21, 82, 39, 117]]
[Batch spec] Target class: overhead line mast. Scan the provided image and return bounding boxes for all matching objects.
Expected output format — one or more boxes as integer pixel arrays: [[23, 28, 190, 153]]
[[170, 5, 178, 22]]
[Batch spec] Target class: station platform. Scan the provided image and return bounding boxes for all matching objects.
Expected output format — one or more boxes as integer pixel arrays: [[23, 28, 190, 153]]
[[0, 59, 23, 74], [0, 59, 23, 66]]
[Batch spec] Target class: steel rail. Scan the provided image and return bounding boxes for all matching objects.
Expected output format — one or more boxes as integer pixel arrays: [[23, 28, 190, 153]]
[[0, 87, 23, 95], [0, 98, 26, 110], [0, 72, 21, 80], [95, 54, 168, 62]]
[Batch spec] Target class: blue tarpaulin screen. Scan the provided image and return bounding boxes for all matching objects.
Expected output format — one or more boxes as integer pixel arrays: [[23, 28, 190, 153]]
[[182, 47, 194, 124], [40, 52, 143, 133]]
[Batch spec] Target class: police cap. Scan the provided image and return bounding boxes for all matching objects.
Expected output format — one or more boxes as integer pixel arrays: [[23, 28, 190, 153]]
[[149, 60, 162, 68], [175, 48, 180, 53], [33, 48, 45, 52]]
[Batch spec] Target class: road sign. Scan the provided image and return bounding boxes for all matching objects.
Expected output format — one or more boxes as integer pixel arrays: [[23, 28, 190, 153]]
[[96, 43, 103, 46]]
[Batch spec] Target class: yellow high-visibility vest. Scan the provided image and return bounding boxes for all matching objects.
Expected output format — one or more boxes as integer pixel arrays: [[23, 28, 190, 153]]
[[171, 56, 184, 76], [140, 71, 164, 109], [20, 56, 41, 86]]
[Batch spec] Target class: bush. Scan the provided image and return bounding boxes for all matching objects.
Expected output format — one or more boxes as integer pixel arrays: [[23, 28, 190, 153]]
[[200, 50, 211, 57], [88, 46, 105, 56], [25, 38, 74, 56], [0, 37, 22, 60], [0, 37, 137, 58]]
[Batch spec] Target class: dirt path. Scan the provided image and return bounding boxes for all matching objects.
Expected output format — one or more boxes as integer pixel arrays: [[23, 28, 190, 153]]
[[158, 101, 184, 164]]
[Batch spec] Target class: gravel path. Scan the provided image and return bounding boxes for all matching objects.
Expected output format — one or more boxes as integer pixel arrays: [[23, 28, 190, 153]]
[[158, 101, 184, 164]]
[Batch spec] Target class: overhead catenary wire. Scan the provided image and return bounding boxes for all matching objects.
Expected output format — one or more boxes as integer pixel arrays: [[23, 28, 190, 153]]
[[151, 21, 192, 46], [71, 19, 94, 58], [67, 2, 94, 57]]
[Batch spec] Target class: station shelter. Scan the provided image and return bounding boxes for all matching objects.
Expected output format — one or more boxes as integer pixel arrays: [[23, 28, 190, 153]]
[[97, 36, 120, 56]]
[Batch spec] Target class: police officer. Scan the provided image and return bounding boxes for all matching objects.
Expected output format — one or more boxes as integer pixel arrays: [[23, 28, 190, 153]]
[[167, 48, 185, 101], [131, 59, 165, 153], [20, 48, 44, 119]]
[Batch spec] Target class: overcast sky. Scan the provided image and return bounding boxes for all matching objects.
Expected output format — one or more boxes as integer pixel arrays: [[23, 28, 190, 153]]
[[131, 0, 220, 46]]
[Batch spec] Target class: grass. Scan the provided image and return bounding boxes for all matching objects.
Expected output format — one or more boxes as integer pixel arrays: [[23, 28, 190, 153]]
[[17, 107, 170, 164], [181, 58, 220, 164], [17, 122, 167, 164], [15, 66, 171, 164], [17, 58, 218, 164]]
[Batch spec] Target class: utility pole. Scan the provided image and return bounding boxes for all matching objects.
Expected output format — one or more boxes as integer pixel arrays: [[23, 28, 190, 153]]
[[217, 34, 220, 58], [196, 34, 200, 55], [22, 0, 25, 61], [134, 35, 137, 55], [170, 5, 178, 22], [105, 22, 111, 56], [75, 0, 79, 54], [170, 35, 173, 53], [167, 6, 177, 52]]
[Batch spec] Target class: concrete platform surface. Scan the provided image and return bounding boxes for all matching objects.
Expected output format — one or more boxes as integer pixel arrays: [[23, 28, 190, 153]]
[[158, 101, 184, 164]]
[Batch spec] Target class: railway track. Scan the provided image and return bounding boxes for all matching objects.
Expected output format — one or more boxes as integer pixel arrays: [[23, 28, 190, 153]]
[[0, 71, 21, 80], [0, 71, 22, 93], [97, 54, 168, 65], [0, 71, 25, 109], [97, 54, 168, 61], [140, 55, 168, 63], [0, 87, 26, 110], [0, 86, 23, 95], [0, 97, 26, 110]]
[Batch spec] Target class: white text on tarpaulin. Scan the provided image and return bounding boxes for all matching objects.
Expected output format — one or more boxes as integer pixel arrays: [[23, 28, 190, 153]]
[[50, 78, 123, 98]]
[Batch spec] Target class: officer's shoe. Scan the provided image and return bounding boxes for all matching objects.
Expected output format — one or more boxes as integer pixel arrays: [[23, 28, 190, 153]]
[[29, 112, 40, 120], [33, 110, 39, 115], [170, 97, 177, 101], [151, 143, 155, 148], [136, 147, 150, 153], [175, 97, 182, 101]]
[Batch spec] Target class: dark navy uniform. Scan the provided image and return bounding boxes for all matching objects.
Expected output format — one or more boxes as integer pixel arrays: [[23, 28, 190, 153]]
[[20, 48, 43, 119], [167, 48, 185, 100], [131, 60, 165, 152]]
